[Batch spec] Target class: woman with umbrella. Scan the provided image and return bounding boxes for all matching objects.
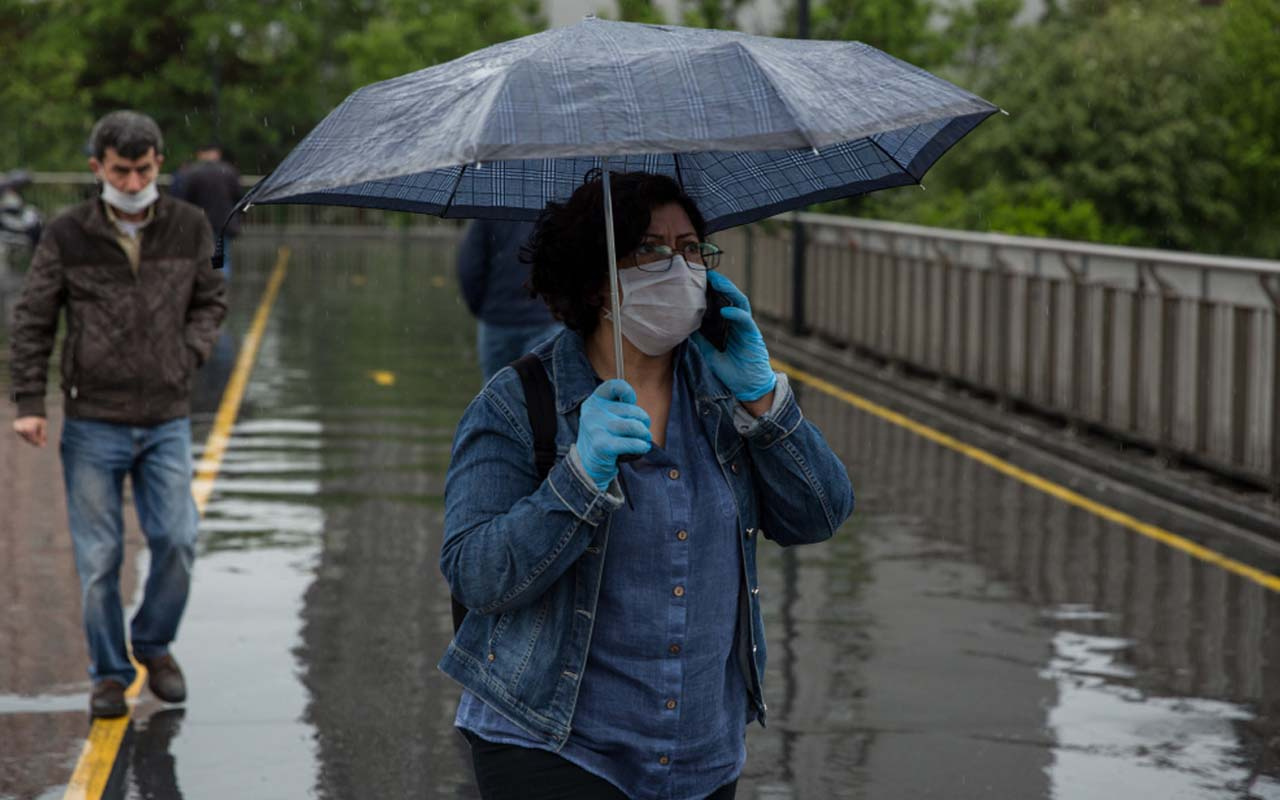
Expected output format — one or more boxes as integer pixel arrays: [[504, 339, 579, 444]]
[[230, 18, 994, 797], [439, 169, 854, 800]]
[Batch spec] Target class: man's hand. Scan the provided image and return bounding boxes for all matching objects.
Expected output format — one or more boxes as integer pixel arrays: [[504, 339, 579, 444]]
[[13, 416, 47, 447]]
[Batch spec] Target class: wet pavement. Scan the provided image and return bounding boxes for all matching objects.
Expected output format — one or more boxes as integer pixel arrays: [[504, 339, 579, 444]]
[[1, 233, 1278, 799]]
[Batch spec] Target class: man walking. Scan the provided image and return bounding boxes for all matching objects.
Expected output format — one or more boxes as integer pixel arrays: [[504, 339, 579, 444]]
[[169, 144, 242, 275], [9, 110, 226, 718], [456, 219, 561, 380]]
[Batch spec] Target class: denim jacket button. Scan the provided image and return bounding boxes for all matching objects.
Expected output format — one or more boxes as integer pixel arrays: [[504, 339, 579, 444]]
[[487, 652, 496, 662], [730, 462, 739, 474], [751, 587, 760, 596]]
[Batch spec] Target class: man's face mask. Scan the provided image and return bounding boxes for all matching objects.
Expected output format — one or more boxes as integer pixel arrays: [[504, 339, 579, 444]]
[[92, 147, 162, 215], [100, 180, 158, 215], [607, 255, 707, 356]]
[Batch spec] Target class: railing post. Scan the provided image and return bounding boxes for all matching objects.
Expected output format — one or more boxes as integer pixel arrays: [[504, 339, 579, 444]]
[[1262, 275, 1280, 497], [1063, 254, 1088, 432], [993, 245, 1012, 409], [1144, 263, 1178, 463], [791, 214, 807, 336]]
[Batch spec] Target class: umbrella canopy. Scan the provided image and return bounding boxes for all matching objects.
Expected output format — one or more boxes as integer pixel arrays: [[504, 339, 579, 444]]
[[238, 17, 997, 232]]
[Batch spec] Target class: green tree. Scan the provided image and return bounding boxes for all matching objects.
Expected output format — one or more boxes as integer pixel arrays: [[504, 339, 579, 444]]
[[1214, 0, 1280, 257], [801, 0, 945, 67], [614, 0, 667, 24], [0, 0, 92, 169], [337, 0, 543, 88], [859, 0, 1243, 253], [0, 0, 543, 175]]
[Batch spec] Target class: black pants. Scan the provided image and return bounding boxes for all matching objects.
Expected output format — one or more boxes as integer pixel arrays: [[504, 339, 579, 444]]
[[466, 733, 738, 800]]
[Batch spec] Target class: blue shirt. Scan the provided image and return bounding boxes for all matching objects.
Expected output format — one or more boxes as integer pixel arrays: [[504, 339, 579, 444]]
[[457, 365, 748, 800]]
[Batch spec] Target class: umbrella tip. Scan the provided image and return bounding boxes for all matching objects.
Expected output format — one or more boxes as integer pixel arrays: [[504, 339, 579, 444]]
[[1000, 108, 1011, 116]]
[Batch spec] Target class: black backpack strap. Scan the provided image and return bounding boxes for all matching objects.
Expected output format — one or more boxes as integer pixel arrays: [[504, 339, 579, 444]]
[[512, 352, 558, 482], [452, 352, 558, 634]]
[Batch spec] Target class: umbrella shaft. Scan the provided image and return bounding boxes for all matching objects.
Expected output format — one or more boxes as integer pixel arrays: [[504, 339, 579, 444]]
[[602, 161, 625, 382]]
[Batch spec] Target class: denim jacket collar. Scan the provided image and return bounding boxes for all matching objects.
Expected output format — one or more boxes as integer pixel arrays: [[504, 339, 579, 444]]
[[549, 330, 734, 416]]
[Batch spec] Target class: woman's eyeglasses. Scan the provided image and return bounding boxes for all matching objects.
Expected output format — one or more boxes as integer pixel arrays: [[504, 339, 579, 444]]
[[629, 241, 723, 272]]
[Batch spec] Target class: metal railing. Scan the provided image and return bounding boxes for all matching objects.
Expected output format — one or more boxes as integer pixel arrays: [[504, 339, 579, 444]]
[[716, 214, 1280, 494], [12, 176, 1279, 492], [19, 173, 452, 234]]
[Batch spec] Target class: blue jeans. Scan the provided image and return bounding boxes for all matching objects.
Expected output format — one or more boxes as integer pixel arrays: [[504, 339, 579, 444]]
[[60, 417, 198, 685], [477, 321, 562, 380], [218, 236, 232, 279]]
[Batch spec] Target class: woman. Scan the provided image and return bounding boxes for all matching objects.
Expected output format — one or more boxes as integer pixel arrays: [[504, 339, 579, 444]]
[[440, 171, 854, 800]]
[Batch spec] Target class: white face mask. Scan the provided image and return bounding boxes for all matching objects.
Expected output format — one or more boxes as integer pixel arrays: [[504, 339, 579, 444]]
[[100, 180, 158, 215], [606, 256, 707, 356]]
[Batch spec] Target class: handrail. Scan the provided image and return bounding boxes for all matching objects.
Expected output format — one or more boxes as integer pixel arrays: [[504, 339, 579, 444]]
[[794, 211, 1280, 277]]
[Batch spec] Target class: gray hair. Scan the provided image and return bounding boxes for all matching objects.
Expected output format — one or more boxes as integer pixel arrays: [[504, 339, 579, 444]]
[[89, 110, 164, 160]]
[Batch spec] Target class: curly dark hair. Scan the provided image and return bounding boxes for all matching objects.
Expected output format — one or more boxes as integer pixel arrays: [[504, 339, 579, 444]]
[[524, 170, 708, 337]]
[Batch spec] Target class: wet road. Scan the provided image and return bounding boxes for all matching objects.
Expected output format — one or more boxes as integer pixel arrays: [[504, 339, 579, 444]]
[[2, 234, 1278, 799]]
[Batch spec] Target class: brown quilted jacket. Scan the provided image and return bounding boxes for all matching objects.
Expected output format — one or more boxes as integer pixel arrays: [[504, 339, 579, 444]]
[[9, 194, 227, 425]]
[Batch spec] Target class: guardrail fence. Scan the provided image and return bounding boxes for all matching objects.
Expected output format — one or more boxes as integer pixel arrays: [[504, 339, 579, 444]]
[[716, 214, 1280, 494]]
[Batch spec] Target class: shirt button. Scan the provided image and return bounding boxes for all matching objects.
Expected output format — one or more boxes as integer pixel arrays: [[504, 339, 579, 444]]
[[669, 643, 681, 655], [676, 529, 688, 541], [658, 755, 670, 766], [667, 468, 680, 480], [665, 699, 677, 710], [672, 585, 685, 598]]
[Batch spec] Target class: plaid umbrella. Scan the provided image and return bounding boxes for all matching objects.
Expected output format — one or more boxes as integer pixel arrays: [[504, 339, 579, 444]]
[[238, 17, 997, 232], [233, 17, 997, 377]]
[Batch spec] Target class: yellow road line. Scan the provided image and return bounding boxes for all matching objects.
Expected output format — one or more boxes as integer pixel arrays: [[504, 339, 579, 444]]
[[192, 248, 290, 513], [63, 247, 291, 800], [773, 358, 1280, 595]]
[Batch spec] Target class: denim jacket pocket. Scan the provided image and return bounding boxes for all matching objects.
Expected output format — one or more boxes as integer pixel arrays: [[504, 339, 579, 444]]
[[485, 594, 553, 695]]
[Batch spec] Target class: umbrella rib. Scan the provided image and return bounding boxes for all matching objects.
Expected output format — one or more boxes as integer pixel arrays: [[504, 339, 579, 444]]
[[732, 40, 821, 152], [866, 136, 912, 178], [440, 163, 469, 217], [468, 29, 579, 165]]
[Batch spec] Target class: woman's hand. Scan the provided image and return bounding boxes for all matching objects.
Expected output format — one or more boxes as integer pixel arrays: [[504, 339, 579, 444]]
[[692, 271, 777, 403], [576, 379, 653, 490]]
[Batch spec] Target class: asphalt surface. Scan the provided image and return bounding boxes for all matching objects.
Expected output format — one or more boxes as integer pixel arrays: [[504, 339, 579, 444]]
[[1, 234, 1277, 799]]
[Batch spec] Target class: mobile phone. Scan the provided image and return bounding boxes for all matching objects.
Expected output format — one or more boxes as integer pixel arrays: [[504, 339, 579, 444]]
[[699, 285, 732, 351]]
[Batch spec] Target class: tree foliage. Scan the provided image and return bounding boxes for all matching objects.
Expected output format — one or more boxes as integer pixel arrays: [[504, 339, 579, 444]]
[[0, 0, 540, 174], [852, 0, 1276, 258], [1, 0, 1275, 257]]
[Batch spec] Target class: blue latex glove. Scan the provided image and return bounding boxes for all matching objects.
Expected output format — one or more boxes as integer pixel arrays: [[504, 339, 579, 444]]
[[692, 271, 778, 402], [576, 379, 653, 490]]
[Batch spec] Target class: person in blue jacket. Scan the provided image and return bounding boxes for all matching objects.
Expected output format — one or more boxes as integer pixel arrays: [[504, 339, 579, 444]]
[[456, 218, 563, 379], [440, 171, 854, 800]]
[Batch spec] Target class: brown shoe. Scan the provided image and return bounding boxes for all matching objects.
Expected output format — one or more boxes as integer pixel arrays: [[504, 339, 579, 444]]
[[138, 654, 187, 704], [90, 679, 128, 718]]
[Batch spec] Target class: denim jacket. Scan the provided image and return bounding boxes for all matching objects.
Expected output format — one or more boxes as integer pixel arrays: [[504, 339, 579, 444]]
[[439, 330, 854, 749]]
